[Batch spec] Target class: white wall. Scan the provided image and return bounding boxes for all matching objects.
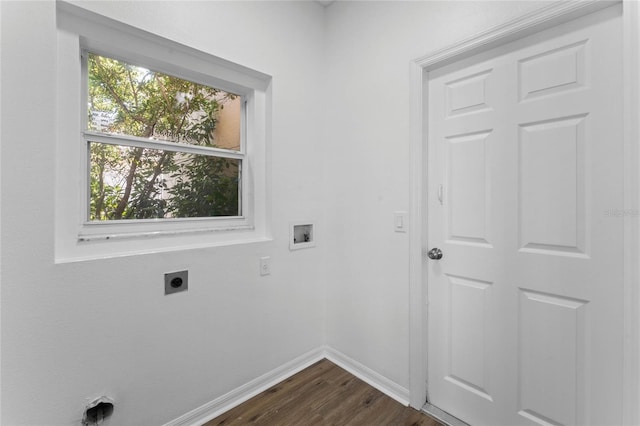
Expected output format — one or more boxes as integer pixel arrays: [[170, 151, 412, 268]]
[[323, 0, 550, 393], [0, 1, 326, 425]]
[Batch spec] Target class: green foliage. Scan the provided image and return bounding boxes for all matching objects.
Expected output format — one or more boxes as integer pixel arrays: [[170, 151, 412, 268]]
[[88, 53, 239, 221], [169, 156, 240, 218]]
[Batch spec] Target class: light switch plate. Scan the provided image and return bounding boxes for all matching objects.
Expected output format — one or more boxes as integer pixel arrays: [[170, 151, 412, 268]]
[[260, 256, 271, 276], [394, 211, 408, 233]]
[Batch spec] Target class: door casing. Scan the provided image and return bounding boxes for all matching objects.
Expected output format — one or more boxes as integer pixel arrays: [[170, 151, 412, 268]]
[[407, 2, 640, 424]]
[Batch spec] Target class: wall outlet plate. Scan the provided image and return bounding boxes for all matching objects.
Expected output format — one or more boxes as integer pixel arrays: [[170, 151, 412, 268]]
[[165, 270, 188, 295], [260, 256, 271, 276]]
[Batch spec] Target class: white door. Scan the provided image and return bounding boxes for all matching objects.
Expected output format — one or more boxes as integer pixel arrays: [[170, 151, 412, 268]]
[[427, 5, 623, 426]]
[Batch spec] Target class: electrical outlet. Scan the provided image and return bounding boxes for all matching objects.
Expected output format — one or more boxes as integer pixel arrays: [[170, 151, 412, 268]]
[[260, 257, 271, 276], [165, 270, 188, 295]]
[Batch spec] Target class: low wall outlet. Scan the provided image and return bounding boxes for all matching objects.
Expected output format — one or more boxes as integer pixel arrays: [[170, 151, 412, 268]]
[[165, 270, 188, 295]]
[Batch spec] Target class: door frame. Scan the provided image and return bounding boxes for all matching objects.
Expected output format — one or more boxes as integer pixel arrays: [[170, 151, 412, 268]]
[[407, 1, 640, 424]]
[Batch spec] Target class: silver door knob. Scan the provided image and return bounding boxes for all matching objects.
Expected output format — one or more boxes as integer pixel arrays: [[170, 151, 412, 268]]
[[427, 248, 443, 260]]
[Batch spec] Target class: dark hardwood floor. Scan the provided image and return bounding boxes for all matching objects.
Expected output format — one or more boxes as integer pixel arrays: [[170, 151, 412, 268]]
[[204, 359, 442, 426]]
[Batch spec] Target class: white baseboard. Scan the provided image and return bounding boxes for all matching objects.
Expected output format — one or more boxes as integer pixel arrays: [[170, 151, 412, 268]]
[[164, 345, 410, 426], [324, 347, 410, 406], [164, 346, 326, 426]]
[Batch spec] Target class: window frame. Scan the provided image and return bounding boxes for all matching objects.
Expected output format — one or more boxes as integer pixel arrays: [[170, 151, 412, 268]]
[[55, 2, 271, 261]]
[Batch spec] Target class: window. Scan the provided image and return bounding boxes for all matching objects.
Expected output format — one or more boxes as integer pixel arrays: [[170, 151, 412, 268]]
[[85, 53, 243, 221], [56, 2, 271, 261]]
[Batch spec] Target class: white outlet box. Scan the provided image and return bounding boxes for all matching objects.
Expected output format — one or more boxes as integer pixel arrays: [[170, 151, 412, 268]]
[[289, 222, 316, 250], [260, 256, 271, 276]]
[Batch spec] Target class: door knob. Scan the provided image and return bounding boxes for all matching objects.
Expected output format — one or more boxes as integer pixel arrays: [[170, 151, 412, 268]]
[[427, 248, 443, 260]]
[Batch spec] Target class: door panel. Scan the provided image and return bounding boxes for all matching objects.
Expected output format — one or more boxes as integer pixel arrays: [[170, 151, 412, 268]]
[[447, 274, 494, 401], [427, 5, 623, 426], [519, 115, 587, 254], [446, 130, 492, 246], [446, 68, 493, 117], [518, 40, 587, 102], [517, 289, 588, 426]]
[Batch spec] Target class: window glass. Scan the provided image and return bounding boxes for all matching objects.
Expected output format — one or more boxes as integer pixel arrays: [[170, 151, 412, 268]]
[[86, 53, 242, 222], [89, 143, 240, 220], [88, 53, 241, 150]]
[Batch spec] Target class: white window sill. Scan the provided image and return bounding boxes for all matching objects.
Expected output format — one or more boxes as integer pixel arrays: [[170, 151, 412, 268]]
[[56, 232, 273, 264]]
